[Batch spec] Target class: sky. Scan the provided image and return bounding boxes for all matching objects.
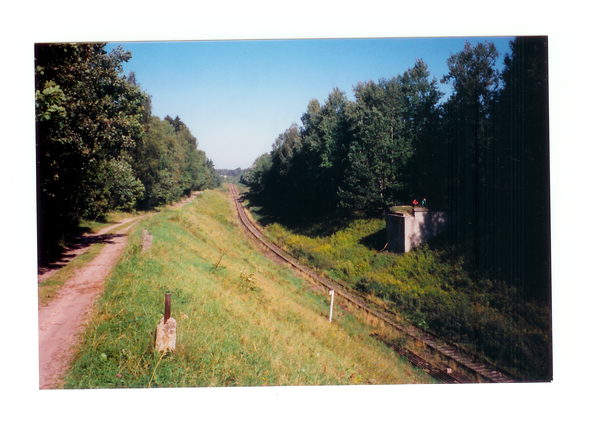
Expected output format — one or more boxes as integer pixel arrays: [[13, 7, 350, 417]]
[[106, 37, 514, 170]]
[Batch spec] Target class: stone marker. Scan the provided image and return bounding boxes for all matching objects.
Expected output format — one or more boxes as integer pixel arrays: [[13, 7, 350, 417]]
[[155, 315, 177, 352], [141, 233, 153, 254]]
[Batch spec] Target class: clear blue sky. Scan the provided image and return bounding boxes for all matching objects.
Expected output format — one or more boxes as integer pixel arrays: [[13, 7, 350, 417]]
[[108, 37, 513, 170]]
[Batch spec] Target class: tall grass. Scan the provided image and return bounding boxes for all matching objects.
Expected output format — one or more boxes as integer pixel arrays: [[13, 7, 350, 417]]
[[263, 214, 552, 381], [62, 188, 434, 388]]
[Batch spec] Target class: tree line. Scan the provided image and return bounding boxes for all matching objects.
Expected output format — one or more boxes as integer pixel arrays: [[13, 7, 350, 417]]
[[35, 43, 222, 257], [242, 37, 550, 303]]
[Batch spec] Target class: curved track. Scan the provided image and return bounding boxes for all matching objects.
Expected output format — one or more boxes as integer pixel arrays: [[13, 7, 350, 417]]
[[229, 184, 519, 384]]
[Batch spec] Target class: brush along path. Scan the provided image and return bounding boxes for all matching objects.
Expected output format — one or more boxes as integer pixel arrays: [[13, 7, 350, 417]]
[[229, 184, 518, 384], [38, 192, 201, 389]]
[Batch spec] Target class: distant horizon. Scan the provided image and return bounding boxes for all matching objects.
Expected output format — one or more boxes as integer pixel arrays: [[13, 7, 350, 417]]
[[106, 37, 514, 170]]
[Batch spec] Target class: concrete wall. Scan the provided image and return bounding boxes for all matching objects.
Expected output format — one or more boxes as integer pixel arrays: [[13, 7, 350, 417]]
[[386, 209, 449, 254]]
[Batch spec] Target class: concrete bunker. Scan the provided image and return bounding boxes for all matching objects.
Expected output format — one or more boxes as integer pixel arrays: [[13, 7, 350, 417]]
[[385, 207, 449, 254]]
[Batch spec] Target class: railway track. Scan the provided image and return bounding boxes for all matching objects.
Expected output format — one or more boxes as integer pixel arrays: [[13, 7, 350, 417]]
[[229, 184, 519, 384]]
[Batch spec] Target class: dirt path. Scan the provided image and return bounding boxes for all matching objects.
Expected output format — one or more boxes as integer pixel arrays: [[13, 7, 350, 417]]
[[37, 215, 149, 283], [37, 192, 201, 389]]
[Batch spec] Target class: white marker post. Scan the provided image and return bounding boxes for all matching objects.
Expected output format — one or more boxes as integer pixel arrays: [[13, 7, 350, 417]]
[[329, 290, 335, 322]]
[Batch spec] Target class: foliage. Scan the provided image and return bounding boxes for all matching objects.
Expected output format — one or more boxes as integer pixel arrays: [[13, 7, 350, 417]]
[[35, 44, 221, 258], [216, 167, 246, 184], [130, 114, 219, 209], [339, 61, 442, 211], [104, 158, 145, 211], [241, 62, 442, 219], [239, 153, 272, 193], [35, 43, 148, 251]]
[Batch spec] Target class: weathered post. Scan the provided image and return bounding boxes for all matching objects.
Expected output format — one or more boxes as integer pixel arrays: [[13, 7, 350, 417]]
[[155, 292, 177, 352], [164, 293, 171, 323]]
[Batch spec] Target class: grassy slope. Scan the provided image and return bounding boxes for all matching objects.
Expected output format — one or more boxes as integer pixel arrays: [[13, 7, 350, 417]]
[[260, 210, 552, 381], [62, 187, 434, 388]]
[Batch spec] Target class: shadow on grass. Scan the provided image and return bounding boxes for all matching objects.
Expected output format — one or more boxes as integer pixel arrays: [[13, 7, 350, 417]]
[[240, 190, 381, 238], [359, 228, 387, 251], [38, 233, 123, 274]]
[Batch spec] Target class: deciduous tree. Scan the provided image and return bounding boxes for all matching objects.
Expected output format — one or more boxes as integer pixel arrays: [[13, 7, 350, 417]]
[[35, 43, 147, 250]]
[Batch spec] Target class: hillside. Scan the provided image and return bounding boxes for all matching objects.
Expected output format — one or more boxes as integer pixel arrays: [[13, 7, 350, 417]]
[[61, 187, 435, 388]]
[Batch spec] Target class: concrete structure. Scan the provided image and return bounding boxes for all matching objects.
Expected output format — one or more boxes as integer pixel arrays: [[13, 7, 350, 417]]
[[386, 208, 449, 253], [155, 316, 177, 352]]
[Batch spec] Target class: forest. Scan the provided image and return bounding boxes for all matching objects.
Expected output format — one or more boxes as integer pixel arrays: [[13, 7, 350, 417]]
[[241, 37, 551, 379], [242, 37, 550, 300], [35, 43, 222, 259]]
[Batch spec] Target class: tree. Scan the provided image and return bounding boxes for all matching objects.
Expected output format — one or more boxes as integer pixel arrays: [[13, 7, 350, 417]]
[[400, 60, 445, 205], [130, 114, 215, 208], [35, 43, 147, 250], [266, 123, 302, 212], [442, 41, 500, 120], [240, 153, 272, 193], [440, 41, 501, 250], [339, 61, 442, 211], [104, 158, 145, 211], [493, 36, 551, 301], [339, 80, 402, 211], [300, 89, 353, 216]]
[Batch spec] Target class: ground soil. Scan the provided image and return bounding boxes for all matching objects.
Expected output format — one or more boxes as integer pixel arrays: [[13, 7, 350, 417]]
[[37, 192, 201, 389]]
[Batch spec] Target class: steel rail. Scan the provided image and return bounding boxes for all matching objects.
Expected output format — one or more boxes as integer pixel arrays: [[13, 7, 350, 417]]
[[228, 184, 519, 384]]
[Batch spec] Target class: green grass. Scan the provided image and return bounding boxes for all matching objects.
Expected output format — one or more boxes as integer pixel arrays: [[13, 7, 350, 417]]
[[79, 210, 145, 234], [62, 187, 434, 388], [260, 212, 552, 381]]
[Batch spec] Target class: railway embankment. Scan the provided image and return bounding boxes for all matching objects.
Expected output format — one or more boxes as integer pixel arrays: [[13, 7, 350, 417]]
[[57, 187, 435, 388]]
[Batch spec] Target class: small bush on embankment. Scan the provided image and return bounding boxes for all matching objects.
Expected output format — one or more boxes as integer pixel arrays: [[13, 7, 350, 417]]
[[263, 215, 552, 381], [62, 188, 434, 388]]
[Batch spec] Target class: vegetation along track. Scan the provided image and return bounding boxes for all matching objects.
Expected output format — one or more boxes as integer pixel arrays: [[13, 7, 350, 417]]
[[229, 184, 519, 384]]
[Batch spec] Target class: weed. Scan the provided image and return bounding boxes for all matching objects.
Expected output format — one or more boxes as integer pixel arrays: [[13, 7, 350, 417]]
[[212, 251, 226, 274], [239, 269, 258, 291]]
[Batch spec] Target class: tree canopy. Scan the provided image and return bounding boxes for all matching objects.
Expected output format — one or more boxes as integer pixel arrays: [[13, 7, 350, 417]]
[[243, 59, 444, 219], [242, 37, 550, 305], [35, 43, 221, 256]]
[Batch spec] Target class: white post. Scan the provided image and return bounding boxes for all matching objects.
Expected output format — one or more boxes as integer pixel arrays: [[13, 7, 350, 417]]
[[329, 290, 335, 322]]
